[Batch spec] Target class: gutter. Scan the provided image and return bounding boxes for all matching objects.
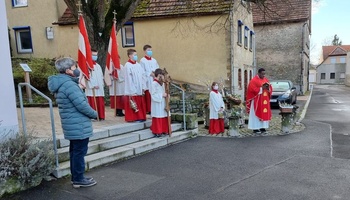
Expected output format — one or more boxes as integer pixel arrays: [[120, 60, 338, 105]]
[[229, 5, 235, 94]]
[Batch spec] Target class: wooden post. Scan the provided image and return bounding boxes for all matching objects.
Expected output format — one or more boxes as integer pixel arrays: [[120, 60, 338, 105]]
[[24, 71, 33, 103]]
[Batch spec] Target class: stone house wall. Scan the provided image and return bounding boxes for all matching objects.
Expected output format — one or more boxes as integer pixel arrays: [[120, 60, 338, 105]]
[[254, 22, 310, 94]]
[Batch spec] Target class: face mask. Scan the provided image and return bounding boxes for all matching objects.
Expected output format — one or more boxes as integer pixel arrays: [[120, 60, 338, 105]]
[[213, 85, 219, 90], [73, 69, 80, 77], [146, 50, 153, 57], [92, 55, 98, 61], [133, 55, 138, 61]]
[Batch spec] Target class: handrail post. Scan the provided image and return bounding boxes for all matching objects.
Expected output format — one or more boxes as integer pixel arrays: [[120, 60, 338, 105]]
[[170, 83, 186, 131], [17, 83, 59, 169], [18, 84, 27, 136]]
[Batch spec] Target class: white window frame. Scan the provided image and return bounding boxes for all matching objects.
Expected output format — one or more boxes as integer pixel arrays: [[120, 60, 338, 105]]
[[330, 57, 336, 64], [13, 26, 33, 54], [121, 22, 135, 47], [340, 57, 346, 63], [244, 26, 249, 49], [249, 30, 254, 51], [12, 0, 28, 8], [237, 20, 243, 45]]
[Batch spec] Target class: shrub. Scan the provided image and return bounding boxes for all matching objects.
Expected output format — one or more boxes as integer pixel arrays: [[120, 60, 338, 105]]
[[12, 58, 57, 92], [0, 132, 55, 197]]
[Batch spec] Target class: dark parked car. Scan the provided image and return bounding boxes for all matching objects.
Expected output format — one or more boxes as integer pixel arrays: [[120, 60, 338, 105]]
[[269, 80, 297, 106]]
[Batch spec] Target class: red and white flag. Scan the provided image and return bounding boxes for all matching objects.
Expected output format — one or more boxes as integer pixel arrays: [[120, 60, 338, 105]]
[[78, 15, 94, 83], [104, 20, 120, 86]]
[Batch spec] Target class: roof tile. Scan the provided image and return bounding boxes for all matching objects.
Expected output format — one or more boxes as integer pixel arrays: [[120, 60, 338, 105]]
[[252, 0, 311, 24], [133, 0, 232, 18]]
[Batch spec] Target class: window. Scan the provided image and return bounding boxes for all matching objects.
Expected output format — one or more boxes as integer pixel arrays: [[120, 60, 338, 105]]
[[321, 73, 325, 79], [340, 57, 346, 63], [13, 26, 33, 53], [330, 57, 336, 63], [237, 20, 243, 45], [238, 68, 242, 89], [121, 22, 135, 47], [249, 31, 254, 51], [330, 73, 335, 79], [12, 0, 28, 7], [340, 73, 345, 79], [244, 26, 249, 49]]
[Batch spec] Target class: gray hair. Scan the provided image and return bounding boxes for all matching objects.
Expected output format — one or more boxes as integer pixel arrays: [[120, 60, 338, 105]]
[[55, 57, 76, 73]]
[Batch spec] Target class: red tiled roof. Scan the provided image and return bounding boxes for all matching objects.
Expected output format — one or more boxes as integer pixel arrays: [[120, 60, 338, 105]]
[[53, 8, 77, 25], [322, 45, 350, 60], [252, 0, 311, 25], [133, 0, 232, 19]]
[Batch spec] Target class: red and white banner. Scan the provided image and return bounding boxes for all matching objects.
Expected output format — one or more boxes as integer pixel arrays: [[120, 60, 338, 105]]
[[78, 15, 94, 81], [104, 20, 121, 86]]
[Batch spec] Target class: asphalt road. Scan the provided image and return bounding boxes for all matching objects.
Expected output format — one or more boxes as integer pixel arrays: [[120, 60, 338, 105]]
[[306, 84, 350, 159], [4, 84, 350, 200]]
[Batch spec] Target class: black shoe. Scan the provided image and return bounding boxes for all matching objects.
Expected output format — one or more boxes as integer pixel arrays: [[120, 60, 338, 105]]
[[253, 129, 261, 134], [72, 179, 97, 188], [116, 109, 125, 116], [260, 128, 266, 133]]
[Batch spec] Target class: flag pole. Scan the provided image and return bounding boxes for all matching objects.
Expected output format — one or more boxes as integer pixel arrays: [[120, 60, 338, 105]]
[[92, 88, 100, 121], [113, 10, 118, 117], [114, 79, 117, 116]]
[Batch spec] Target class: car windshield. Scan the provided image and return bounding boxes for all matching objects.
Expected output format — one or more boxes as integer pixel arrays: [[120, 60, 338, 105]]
[[270, 81, 290, 91]]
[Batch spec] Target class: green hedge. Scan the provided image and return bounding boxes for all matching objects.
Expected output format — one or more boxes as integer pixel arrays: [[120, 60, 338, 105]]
[[12, 58, 57, 92]]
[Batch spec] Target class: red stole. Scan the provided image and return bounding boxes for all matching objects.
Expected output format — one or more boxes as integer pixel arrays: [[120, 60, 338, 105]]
[[246, 75, 272, 121]]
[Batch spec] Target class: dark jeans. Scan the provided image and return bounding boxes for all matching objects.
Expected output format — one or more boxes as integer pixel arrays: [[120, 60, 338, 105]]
[[69, 138, 89, 182]]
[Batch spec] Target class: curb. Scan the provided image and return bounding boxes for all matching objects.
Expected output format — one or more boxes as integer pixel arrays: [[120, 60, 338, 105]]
[[298, 85, 313, 122]]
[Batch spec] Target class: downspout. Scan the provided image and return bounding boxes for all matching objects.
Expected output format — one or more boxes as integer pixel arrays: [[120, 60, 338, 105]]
[[229, 4, 235, 94], [300, 22, 310, 95]]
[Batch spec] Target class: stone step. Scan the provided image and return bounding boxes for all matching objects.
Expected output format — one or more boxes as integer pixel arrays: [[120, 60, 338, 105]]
[[56, 123, 183, 162], [52, 128, 197, 178], [56, 133, 139, 163], [56, 120, 151, 148]]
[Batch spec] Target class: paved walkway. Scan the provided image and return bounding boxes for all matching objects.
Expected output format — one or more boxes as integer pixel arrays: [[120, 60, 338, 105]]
[[17, 107, 151, 138], [17, 93, 310, 139]]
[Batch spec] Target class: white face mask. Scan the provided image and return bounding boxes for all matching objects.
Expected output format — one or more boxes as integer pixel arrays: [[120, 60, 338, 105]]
[[213, 85, 219, 90]]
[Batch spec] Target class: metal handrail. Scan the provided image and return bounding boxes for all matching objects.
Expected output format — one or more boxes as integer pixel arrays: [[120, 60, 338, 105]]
[[18, 83, 59, 169], [171, 83, 186, 131]]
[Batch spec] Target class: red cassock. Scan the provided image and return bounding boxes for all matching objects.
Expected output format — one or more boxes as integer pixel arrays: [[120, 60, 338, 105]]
[[124, 96, 146, 122], [87, 96, 105, 120], [246, 75, 272, 121]]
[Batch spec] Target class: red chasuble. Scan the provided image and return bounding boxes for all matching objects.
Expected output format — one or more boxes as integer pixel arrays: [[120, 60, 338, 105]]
[[246, 75, 273, 121]]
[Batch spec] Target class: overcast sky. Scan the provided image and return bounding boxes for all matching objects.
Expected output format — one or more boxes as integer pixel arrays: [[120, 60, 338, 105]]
[[311, 0, 350, 64]]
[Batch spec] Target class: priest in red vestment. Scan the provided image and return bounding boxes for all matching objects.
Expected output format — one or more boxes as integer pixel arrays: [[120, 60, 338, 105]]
[[246, 68, 273, 134]]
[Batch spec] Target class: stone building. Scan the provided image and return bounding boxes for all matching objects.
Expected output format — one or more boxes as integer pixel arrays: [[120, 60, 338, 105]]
[[316, 45, 350, 84], [252, 0, 312, 94]]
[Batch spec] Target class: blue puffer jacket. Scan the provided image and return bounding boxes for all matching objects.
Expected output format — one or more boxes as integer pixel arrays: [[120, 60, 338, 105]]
[[48, 74, 97, 140]]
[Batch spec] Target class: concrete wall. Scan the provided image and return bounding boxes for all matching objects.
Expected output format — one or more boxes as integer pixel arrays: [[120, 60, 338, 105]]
[[317, 63, 346, 84], [0, 1, 19, 140], [254, 22, 310, 94], [6, 0, 77, 59]]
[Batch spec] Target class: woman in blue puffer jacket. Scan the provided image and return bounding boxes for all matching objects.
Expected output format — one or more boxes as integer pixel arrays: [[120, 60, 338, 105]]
[[48, 57, 97, 188]]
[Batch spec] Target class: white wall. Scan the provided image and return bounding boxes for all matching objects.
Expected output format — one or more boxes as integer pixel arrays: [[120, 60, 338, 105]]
[[0, 1, 19, 140]]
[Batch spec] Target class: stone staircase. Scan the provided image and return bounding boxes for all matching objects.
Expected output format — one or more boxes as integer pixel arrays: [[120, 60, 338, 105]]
[[52, 120, 197, 178]]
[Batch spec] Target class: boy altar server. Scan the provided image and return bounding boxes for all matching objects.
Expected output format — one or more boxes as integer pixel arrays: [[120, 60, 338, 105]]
[[123, 49, 147, 122], [150, 68, 170, 137], [140, 44, 159, 114]]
